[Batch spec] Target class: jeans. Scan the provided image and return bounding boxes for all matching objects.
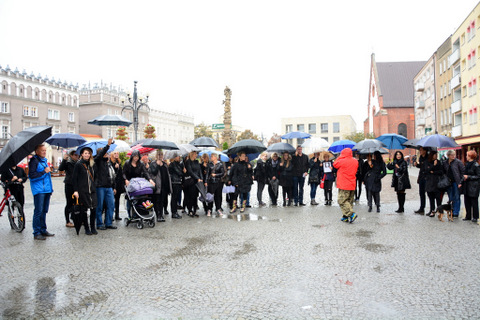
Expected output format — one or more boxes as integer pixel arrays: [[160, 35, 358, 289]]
[[292, 176, 305, 204], [96, 187, 114, 227], [240, 192, 250, 205], [33, 193, 51, 236], [447, 182, 461, 216], [310, 183, 319, 199]]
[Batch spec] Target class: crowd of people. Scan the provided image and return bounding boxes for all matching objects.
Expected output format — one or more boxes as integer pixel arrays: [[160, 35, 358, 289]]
[[2, 140, 479, 239]]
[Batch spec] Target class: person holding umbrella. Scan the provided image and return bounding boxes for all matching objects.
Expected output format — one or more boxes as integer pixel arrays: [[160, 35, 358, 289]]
[[206, 153, 226, 216], [184, 151, 202, 217], [254, 152, 269, 207], [291, 146, 309, 206], [168, 154, 184, 219], [29, 144, 55, 240], [443, 150, 465, 218], [425, 151, 444, 217], [94, 138, 116, 230], [279, 151, 294, 207], [109, 151, 124, 221], [363, 151, 387, 213], [229, 151, 254, 213], [462, 150, 480, 222], [387, 151, 411, 213], [149, 150, 172, 222], [73, 147, 97, 235], [414, 147, 429, 214], [308, 152, 322, 205], [355, 153, 364, 202], [266, 152, 281, 206], [321, 153, 336, 206], [1, 164, 27, 207], [333, 148, 358, 223], [58, 150, 78, 227]]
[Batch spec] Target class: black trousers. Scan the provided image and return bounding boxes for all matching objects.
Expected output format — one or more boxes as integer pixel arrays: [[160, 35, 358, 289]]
[[153, 189, 169, 216], [80, 205, 96, 232], [418, 178, 426, 210], [282, 186, 292, 204], [464, 195, 479, 220], [324, 180, 333, 201], [427, 191, 442, 212], [207, 182, 223, 211], [184, 183, 198, 213], [10, 185, 25, 208], [257, 182, 266, 203], [367, 190, 380, 207], [114, 191, 122, 218], [171, 184, 182, 214], [268, 180, 279, 205], [64, 184, 74, 223]]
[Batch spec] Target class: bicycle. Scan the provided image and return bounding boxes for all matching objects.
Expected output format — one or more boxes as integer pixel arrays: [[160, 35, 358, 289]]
[[0, 181, 25, 232]]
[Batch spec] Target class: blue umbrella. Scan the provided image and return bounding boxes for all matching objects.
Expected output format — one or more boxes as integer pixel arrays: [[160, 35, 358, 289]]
[[375, 133, 408, 150], [328, 139, 356, 153], [76, 140, 117, 156], [417, 134, 459, 149], [199, 149, 229, 162], [45, 133, 87, 148], [281, 131, 311, 139]]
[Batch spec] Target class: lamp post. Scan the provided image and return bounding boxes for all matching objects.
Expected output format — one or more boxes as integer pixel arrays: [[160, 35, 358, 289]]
[[121, 81, 149, 142]]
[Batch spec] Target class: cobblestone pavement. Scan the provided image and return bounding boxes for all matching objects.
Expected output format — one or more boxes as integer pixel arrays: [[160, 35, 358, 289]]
[[1, 168, 479, 319]]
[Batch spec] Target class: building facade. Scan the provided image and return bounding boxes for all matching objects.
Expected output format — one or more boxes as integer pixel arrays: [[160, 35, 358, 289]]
[[435, 36, 454, 136], [148, 109, 194, 145], [364, 54, 425, 141], [413, 55, 436, 139], [0, 65, 80, 148], [281, 115, 356, 147]]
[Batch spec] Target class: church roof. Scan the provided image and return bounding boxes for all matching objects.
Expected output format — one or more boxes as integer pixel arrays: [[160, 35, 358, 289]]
[[376, 61, 426, 108]]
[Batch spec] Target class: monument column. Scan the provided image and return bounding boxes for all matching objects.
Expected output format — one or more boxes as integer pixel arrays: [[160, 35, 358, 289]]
[[222, 86, 233, 147]]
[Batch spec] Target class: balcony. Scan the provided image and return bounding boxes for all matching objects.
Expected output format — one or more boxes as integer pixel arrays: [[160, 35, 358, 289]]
[[450, 74, 461, 91], [417, 118, 425, 126], [415, 82, 425, 92], [415, 100, 425, 109], [451, 99, 462, 113], [448, 49, 460, 68], [452, 125, 462, 138]]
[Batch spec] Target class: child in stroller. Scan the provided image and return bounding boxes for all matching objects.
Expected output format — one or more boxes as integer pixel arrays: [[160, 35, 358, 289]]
[[124, 177, 156, 229]]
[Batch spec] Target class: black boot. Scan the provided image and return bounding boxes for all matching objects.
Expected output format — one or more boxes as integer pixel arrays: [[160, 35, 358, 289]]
[[368, 206, 372, 212], [376, 206, 380, 213], [396, 193, 405, 213]]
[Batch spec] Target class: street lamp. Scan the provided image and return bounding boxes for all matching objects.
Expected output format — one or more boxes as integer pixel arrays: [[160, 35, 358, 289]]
[[121, 81, 150, 142]]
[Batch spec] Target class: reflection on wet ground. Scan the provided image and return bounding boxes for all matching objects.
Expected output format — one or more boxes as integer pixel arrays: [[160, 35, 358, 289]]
[[227, 214, 267, 221]]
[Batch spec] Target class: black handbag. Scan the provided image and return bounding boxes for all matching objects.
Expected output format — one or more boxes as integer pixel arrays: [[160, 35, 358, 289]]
[[437, 174, 451, 190], [182, 176, 196, 188]]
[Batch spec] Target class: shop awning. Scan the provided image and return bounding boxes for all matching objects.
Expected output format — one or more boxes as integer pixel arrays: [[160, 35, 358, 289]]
[[454, 135, 480, 146]]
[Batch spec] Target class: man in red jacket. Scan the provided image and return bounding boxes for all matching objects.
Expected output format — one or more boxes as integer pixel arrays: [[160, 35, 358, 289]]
[[333, 148, 359, 223]]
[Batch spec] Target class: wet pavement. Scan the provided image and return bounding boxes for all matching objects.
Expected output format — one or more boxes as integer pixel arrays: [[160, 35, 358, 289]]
[[1, 167, 480, 319]]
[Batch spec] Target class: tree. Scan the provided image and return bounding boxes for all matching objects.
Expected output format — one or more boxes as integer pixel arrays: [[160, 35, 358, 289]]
[[237, 129, 260, 141], [344, 131, 376, 143], [222, 142, 229, 150], [267, 133, 282, 146], [194, 123, 213, 138]]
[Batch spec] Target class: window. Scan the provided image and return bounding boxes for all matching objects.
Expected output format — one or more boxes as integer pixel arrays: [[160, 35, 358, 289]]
[[68, 112, 75, 122], [440, 63, 443, 74], [440, 110, 444, 126], [470, 107, 478, 125], [53, 125, 61, 134], [321, 123, 328, 133], [1, 125, 9, 139], [333, 136, 340, 142], [333, 122, 340, 133], [398, 123, 407, 137], [322, 137, 328, 142], [297, 124, 304, 132], [23, 106, 38, 117], [308, 123, 316, 134], [285, 124, 292, 133], [48, 109, 60, 120], [297, 138, 305, 145], [440, 85, 443, 99], [0, 102, 9, 113]]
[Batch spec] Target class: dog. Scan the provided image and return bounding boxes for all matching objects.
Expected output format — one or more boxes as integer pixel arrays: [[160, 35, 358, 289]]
[[437, 201, 453, 222]]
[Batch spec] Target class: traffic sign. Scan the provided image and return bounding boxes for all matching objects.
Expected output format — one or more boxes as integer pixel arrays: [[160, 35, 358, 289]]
[[212, 123, 225, 130]]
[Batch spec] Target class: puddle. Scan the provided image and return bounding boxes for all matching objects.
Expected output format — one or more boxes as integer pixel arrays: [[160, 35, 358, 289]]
[[227, 214, 267, 221], [356, 229, 374, 238], [269, 218, 283, 222], [232, 242, 256, 259], [360, 243, 393, 253]]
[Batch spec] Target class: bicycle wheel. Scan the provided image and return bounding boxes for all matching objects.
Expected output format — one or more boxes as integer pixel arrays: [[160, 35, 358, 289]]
[[8, 201, 25, 232]]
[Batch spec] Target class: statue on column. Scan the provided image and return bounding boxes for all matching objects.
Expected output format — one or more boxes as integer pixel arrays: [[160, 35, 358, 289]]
[[222, 86, 233, 147]]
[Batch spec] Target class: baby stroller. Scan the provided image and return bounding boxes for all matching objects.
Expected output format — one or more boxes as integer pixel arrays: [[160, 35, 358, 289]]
[[124, 178, 156, 229]]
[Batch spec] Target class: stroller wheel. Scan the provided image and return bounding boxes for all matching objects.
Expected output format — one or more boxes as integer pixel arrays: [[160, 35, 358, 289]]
[[124, 218, 130, 226], [136, 221, 144, 229], [148, 219, 155, 228]]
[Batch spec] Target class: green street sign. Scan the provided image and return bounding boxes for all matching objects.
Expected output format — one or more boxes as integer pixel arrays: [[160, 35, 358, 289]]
[[212, 123, 225, 130]]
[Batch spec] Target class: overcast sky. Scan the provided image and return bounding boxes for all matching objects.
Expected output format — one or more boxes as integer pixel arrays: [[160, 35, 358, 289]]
[[1, 0, 479, 138]]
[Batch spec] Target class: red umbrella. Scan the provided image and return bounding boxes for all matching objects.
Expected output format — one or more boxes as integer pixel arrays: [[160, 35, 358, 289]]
[[127, 144, 155, 156]]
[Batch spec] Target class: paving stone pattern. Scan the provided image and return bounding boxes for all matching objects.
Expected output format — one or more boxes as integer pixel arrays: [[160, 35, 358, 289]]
[[0, 168, 479, 319]]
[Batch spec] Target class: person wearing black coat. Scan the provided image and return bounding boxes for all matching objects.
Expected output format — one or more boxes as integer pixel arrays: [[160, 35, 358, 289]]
[[279, 152, 294, 207], [58, 150, 78, 227], [150, 150, 173, 222], [387, 151, 411, 213], [321, 155, 336, 206], [291, 146, 309, 206], [308, 153, 322, 205], [355, 154, 364, 202], [168, 155, 184, 218], [229, 151, 254, 213], [184, 151, 203, 217], [72, 147, 97, 235], [266, 153, 281, 206], [109, 151, 124, 221], [1, 165, 27, 207], [462, 150, 480, 222], [254, 152, 269, 207], [224, 157, 235, 209], [206, 153, 226, 215], [424, 151, 444, 217], [414, 147, 429, 214], [93, 138, 116, 230], [363, 151, 387, 212]]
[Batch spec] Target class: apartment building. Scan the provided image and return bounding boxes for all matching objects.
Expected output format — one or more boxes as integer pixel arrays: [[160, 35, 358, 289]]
[[435, 36, 454, 136], [414, 55, 436, 139], [148, 108, 194, 145]]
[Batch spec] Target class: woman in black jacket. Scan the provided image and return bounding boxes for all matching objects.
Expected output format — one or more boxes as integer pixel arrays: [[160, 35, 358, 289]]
[[72, 147, 97, 235], [387, 151, 411, 213], [266, 153, 281, 206], [168, 154, 184, 219], [279, 151, 293, 207], [424, 151, 444, 217], [363, 151, 387, 212], [108, 151, 124, 221], [184, 151, 202, 217], [254, 152, 269, 207], [230, 151, 254, 213], [321, 154, 335, 206], [58, 150, 78, 227], [149, 150, 172, 222], [462, 150, 480, 222], [1, 165, 27, 207], [308, 152, 322, 205], [206, 153, 225, 216]]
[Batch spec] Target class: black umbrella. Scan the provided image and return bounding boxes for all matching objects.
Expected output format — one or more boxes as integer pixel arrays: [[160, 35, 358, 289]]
[[356, 147, 389, 155], [141, 139, 179, 150], [45, 133, 87, 148], [266, 142, 295, 154], [0, 126, 52, 172], [71, 196, 83, 235], [196, 181, 208, 201], [227, 139, 266, 155], [190, 137, 219, 148], [402, 138, 420, 149], [87, 114, 132, 126]]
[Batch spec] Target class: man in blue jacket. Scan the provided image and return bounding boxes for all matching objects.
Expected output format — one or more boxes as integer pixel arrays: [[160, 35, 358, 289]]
[[28, 144, 54, 240]]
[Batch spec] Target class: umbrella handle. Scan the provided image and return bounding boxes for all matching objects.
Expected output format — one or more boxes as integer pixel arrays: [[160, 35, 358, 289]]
[[72, 194, 79, 205]]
